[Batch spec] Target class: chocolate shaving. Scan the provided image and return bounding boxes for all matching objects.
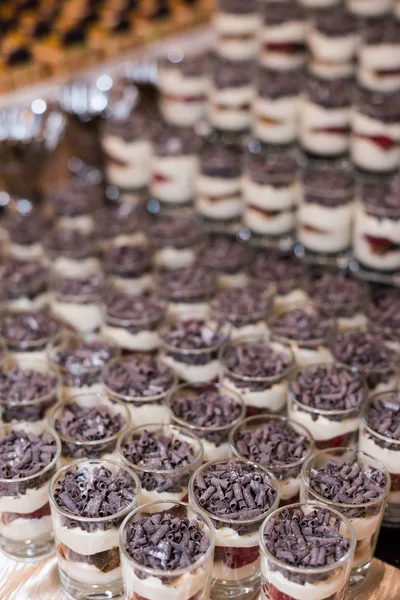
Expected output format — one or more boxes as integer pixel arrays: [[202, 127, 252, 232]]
[[211, 287, 272, 326], [104, 291, 164, 327], [158, 266, 216, 301], [162, 320, 227, 366], [55, 403, 125, 444], [367, 289, 400, 334], [152, 125, 200, 156], [269, 307, 331, 343], [0, 367, 58, 421], [103, 356, 174, 399], [102, 243, 151, 277], [365, 393, 400, 451], [1, 260, 50, 300], [0, 310, 61, 343], [54, 274, 105, 300], [150, 214, 200, 249], [247, 251, 306, 294], [310, 274, 365, 317], [197, 234, 251, 273]]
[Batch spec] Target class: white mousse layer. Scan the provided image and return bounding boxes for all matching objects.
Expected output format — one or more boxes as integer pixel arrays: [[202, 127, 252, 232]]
[[351, 112, 400, 173], [161, 353, 220, 383], [359, 434, 400, 475], [223, 377, 288, 413], [308, 26, 359, 63], [102, 136, 151, 189], [288, 403, 360, 442], [262, 566, 346, 600], [299, 99, 350, 156], [0, 481, 49, 513], [0, 514, 52, 542], [52, 301, 103, 333], [348, 0, 391, 16], [297, 201, 354, 253], [154, 247, 195, 270], [252, 95, 299, 144], [122, 562, 207, 600], [260, 22, 306, 70], [101, 324, 161, 352]]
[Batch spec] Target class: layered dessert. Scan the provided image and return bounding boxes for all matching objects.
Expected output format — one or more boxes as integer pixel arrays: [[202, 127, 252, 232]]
[[367, 288, 400, 350], [119, 424, 203, 507], [2, 209, 49, 260], [43, 226, 100, 277], [297, 164, 355, 253], [51, 273, 105, 333], [350, 88, 400, 173], [243, 149, 299, 236], [231, 416, 313, 505], [149, 214, 201, 270], [94, 203, 146, 246], [47, 184, 100, 232], [0, 366, 58, 423], [160, 319, 230, 383], [158, 53, 207, 126], [348, 0, 392, 17], [101, 114, 151, 190], [207, 56, 254, 132], [353, 180, 400, 271], [252, 69, 301, 145], [213, 0, 261, 61], [196, 233, 251, 288], [102, 240, 153, 293], [196, 143, 243, 222], [150, 126, 199, 205], [102, 355, 176, 426], [310, 272, 368, 329], [168, 382, 244, 462], [221, 337, 294, 414], [0, 258, 51, 311], [260, 0, 306, 71], [210, 286, 272, 339], [358, 18, 400, 92], [269, 305, 333, 366], [289, 363, 366, 448]]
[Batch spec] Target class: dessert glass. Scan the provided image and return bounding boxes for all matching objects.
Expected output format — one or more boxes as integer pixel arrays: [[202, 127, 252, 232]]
[[301, 448, 390, 586], [43, 227, 100, 278], [51, 273, 105, 333], [120, 500, 215, 600], [0, 421, 61, 560], [196, 234, 252, 289], [150, 214, 201, 270], [102, 240, 153, 294], [49, 459, 141, 600]]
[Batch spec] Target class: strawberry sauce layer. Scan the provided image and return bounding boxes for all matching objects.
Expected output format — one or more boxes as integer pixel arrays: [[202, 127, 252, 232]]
[[365, 235, 400, 255], [357, 134, 397, 151], [214, 544, 260, 569], [1, 501, 51, 524]]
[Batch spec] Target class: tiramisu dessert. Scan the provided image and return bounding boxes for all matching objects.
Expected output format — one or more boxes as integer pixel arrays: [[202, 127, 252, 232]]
[[102, 240, 153, 293], [158, 53, 207, 126], [289, 363, 367, 449], [269, 304, 333, 366], [118, 424, 203, 507], [50, 460, 140, 597], [210, 286, 272, 339], [213, 0, 261, 61], [51, 273, 105, 333], [310, 272, 368, 329], [0, 421, 60, 559], [0, 258, 51, 311], [252, 69, 301, 145], [350, 88, 400, 173], [149, 214, 201, 270], [367, 288, 400, 350], [243, 149, 299, 237], [221, 336, 294, 414], [190, 459, 279, 597], [259, 0, 306, 71], [94, 203, 146, 246], [150, 126, 199, 206], [46, 184, 100, 232], [297, 163, 355, 253], [47, 334, 119, 399], [102, 355, 176, 426], [196, 234, 251, 289], [260, 503, 355, 600], [102, 290, 165, 353], [168, 382, 244, 462], [330, 327, 399, 396], [207, 56, 254, 132], [301, 449, 389, 584], [230, 415, 313, 505], [101, 114, 151, 191], [2, 209, 49, 260], [348, 0, 392, 17], [43, 226, 100, 277], [196, 143, 243, 223], [156, 265, 216, 321], [358, 18, 400, 92], [353, 180, 400, 272], [160, 319, 230, 383], [359, 391, 400, 525]]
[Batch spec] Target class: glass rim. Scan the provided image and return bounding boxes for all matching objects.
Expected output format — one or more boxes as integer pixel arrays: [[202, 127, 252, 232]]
[[210, 290, 274, 324], [103, 299, 166, 328], [119, 499, 216, 578], [361, 389, 400, 446], [47, 332, 120, 374], [49, 458, 141, 523], [0, 316, 63, 350], [155, 272, 218, 302], [259, 501, 357, 575], [160, 320, 231, 356], [268, 302, 333, 348]]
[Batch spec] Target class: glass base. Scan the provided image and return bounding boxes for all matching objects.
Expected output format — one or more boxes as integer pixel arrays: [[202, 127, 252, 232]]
[[350, 559, 371, 588], [0, 534, 55, 562], [211, 571, 261, 600], [383, 503, 400, 528], [59, 568, 123, 600]]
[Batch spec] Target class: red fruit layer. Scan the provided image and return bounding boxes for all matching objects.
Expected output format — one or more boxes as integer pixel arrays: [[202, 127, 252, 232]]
[[375, 68, 400, 77], [248, 204, 282, 218], [390, 473, 400, 491], [246, 405, 271, 417], [264, 42, 305, 54], [214, 544, 260, 569], [152, 173, 171, 184], [279, 492, 300, 507], [312, 126, 350, 136], [365, 235, 400, 255], [357, 134, 397, 151], [315, 431, 355, 450], [166, 94, 206, 104], [1, 501, 51, 525]]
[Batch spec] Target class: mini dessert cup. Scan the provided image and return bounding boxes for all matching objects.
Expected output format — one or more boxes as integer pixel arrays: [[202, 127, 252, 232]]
[[189, 458, 280, 599], [230, 415, 314, 506], [358, 18, 400, 92], [43, 226, 100, 278], [120, 500, 215, 600], [220, 335, 295, 415], [0, 258, 51, 312], [118, 424, 203, 507], [0, 421, 61, 560], [2, 210, 48, 260], [50, 392, 130, 467], [260, 502, 356, 600], [359, 391, 400, 527], [366, 288, 400, 352], [210, 286, 272, 339], [51, 273, 105, 333], [47, 184, 100, 232], [301, 448, 390, 586], [196, 234, 251, 289], [94, 203, 147, 246], [214, 0, 261, 61], [260, 0, 306, 71], [289, 363, 368, 449], [168, 381, 245, 462], [102, 239, 153, 294], [50, 459, 141, 600], [149, 213, 201, 270]]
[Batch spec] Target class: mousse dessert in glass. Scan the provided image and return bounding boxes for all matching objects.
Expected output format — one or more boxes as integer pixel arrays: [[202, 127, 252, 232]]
[[102, 240, 153, 294], [47, 184, 100, 232], [118, 424, 203, 507], [359, 390, 400, 526], [301, 448, 390, 586], [367, 288, 400, 351], [2, 209, 49, 260], [260, 503, 355, 600], [230, 415, 314, 506], [289, 363, 367, 449], [210, 286, 272, 339], [0, 421, 61, 560], [0, 258, 51, 311], [358, 18, 400, 92], [190, 458, 279, 599], [120, 500, 215, 600], [94, 203, 146, 246], [102, 355, 176, 426], [149, 213, 201, 270], [213, 0, 261, 61], [51, 273, 105, 333], [43, 226, 100, 278], [50, 459, 140, 599], [168, 381, 244, 462], [160, 319, 230, 383], [220, 336, 295, 415], [196, 233, 251, 289], [260, 0, 306, 71]]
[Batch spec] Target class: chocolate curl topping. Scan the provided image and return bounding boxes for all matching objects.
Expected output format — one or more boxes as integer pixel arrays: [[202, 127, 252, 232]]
[[102, 243, 151, 276], [248, 250, 306, 285], [52, 339, 118, 371], [55, 404, 125, 443], [367, 289, 400, 332], [172, 390, 242, 429], [0, 429, 57, 480], [1, 259, 50, 300], [331, 329, 397, 371], [162, 319, 227, 351], [366, 394, 400, 441], [270, 308, 331, 343], [121, 429, 196, 471], [158, 265, 216, 299], [212, 287, 272, 324], [103, 356, 174, 398], [0, 310, 61, 343], [224, 342, 291, 379], [104, 291, 164, 323], [0, 367, 58, 403], [310, 274, 365, 317], [54, 274, 105, 298]]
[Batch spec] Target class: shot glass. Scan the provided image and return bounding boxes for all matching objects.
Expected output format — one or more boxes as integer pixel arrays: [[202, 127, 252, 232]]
[[43, 226, 100, 278], [301, 448, 390, 586], [260, 502, 356, 600], [49, 459, 141, 600], [119, 500, 215, 600], [0, 421, 61, 560], [51, 273, 105, 333], [102, 240, 153, 294]]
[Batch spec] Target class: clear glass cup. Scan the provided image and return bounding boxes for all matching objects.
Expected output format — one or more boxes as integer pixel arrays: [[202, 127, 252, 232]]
[[51, 273, 105, 334], [260, 502, 356, 600], [301, 448, 390, 587], [43, 226, 100, 277], [119, 500, 215, 600], [167, 381, 245, 462], [156, 268, 217, 322], [49, 459, 141, 600], [102, 240, 153, 294], [50, 392, 131, 467], [230, 415, 314, 506], [0, 421, 61, 560], [189, 458, 280, 599], [117, 423, 203, 507]]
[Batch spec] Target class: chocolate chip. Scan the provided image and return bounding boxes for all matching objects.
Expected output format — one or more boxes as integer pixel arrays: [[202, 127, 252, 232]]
[[269, 307, 331, 343], [0, 259, 50, 300], [103, 356, 175, 398], [310, 274, 365, 317], [211, 287, 272, 326], [0, 310, 61, 344]]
